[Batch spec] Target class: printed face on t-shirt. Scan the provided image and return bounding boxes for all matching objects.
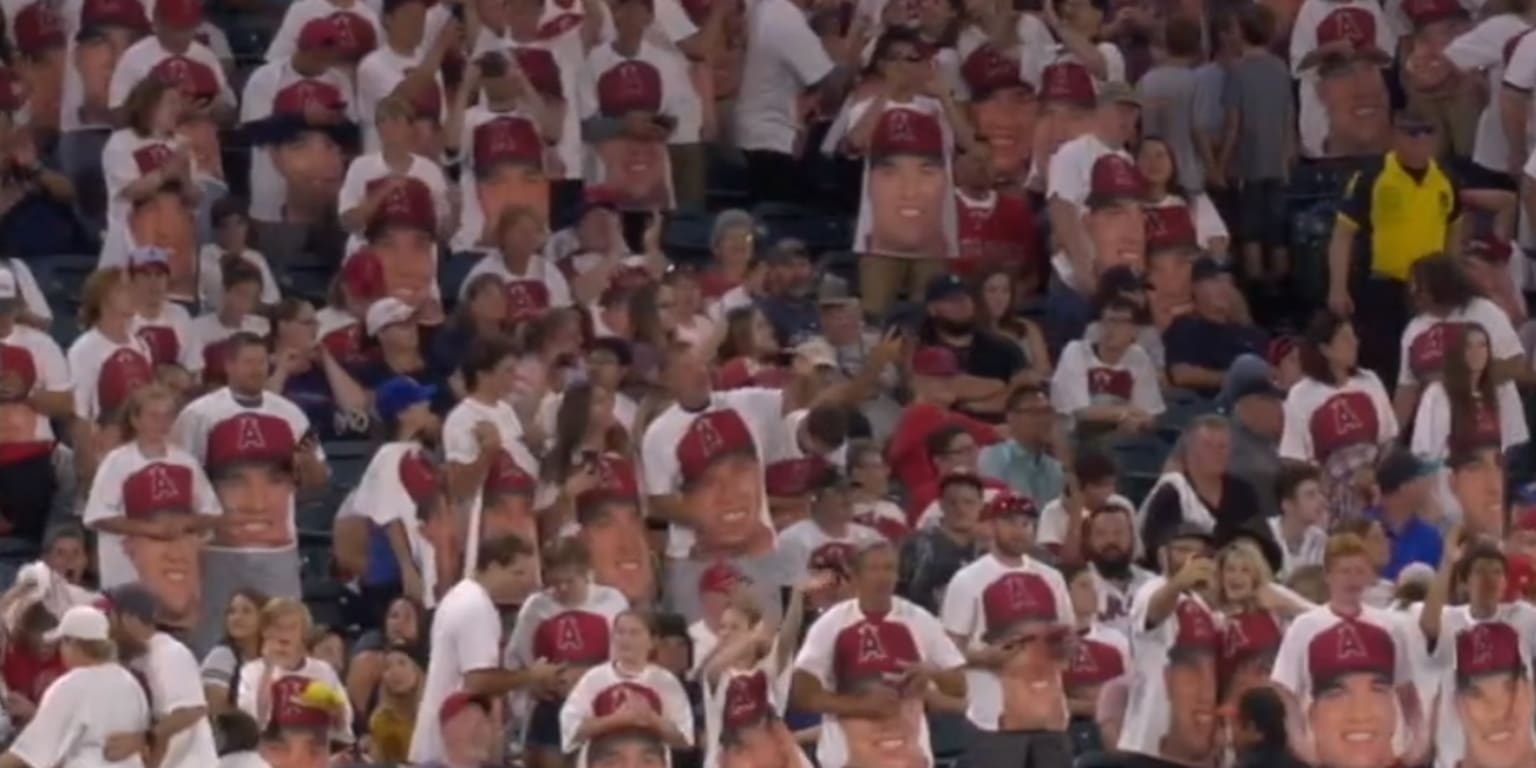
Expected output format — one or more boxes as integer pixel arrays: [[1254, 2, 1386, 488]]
[[581, 500, 655, 604], [1457, 670, 1536, 768], [996, 625, 1068, 732], [839, 679, 928, 768], [1161, 650, 1217, 763], [1086, 201, 1146, 276], [372, 226, 436, 307], [212, 463, 295, 549], [1318, 61, 1390, 158], [477, 162, 550, 246], [720, 718, 803, 768], [597, 135, 668, 210], [272, 132, 344, 221], [123, 517, 202, 629], [683, 452, 773, 559], [482, 489, 539, 553], [972, 88, 1036, 178], [868, 153, 947, 257], [259, 729, 329, 768], [590, 731, 668, 768], [1310, 672, 1397, 768]]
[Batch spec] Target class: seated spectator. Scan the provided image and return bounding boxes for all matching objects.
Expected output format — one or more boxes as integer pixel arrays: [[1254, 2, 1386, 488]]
[[191, 259, 271, 387], [778, 470, 882, 586], [1138, 136, 1230, 259], [714, 306, 791, 390], [235, 598, 353, 744], [1140, 415, 1268, 555], [199, 196, 281, 313], [978, 384, 1066, 503], [897, 472, 985, 613], [1329, 517, 1398, 607], [1367, 450, 1444, 580], [1220, 356, 1285, 519], [1271, 462, 1328, 579], [267, 298, 371, 440], [910, 424, 1010, 526], [1165, 259, 1266, 396], [352, 298, 452, 413], [1083, 265, 1166, 369], [587, 284, 635, 343], [1038, 451, 1133, 561], [99, 78, 200, 271], [202, 588, 269, 716], [918, 273, 1026, 422], [128, 246, 197, 375], [461, 206, 573, 322], [0, 258, 53, 333], [429, 273, 509, 390], [973, 268, 1052, 386], [0, 271, 70, 544], [846, 439, 908, 542], [1143, 209, 1196, 332], [68, 268, 157, 483], [887, 346, 1001, 495], [757, 238, 821, 345], [1052, 296, 1164, 440], [364, 641, 424, 764]]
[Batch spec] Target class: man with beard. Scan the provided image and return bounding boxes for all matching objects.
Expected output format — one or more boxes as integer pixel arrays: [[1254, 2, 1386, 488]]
[[1118, 523, 1221, 767], [1271, 532, 1428, 767], [1083, 501, 1155, 636], [917, 273, 1026, 422], [1422, 538, 1536, 768], [103, 583, 219, 768], [941, 493, 1075, 767]]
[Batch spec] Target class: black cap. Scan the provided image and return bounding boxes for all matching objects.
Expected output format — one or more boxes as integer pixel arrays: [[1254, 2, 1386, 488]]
[[925, 273, 969, 303], [1098, 265, 1148, 296], [1216, 519, 1284, 577], [1377, 450, 1439, 494], [104, 583, 159, 625]]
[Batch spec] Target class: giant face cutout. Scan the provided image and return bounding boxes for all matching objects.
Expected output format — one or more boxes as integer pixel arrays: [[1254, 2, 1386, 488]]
[[259, 730, 328, 768], [867, 152, 948, 257], [1457, 671, 1536, 768], [1454, 454, 1507, 538], [73, 30, 135, 123], [476, 161, 549, 246], [212, 463, 296, 550], [272, 131, 345, 223], [681, 452, 774, 559], [1160, 649, 1217, 763], [596, 136, 669, 211], [1085, 201, 1146, 276], [971, 86, 1038, 179], [1319, 60, 1391, 158], [1309, 672, 1397, 768], [1403, 18, 1470, 97], [579, 499, 655, 604], [122, 517, 202, 629], [371, 226, 435, 308], [719, 718, 804, 768], [481, 487, 540, 554], [589, 731, 668, 768], [17, 51, 63, 133], [994, 625, 1068, 732], [129, 192, 197, 299], [839, 679, 927, 768]]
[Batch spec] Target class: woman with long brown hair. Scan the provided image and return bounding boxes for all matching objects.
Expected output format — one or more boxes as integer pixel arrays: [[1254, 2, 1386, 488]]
[[101, 76, 199, 274], [973, 268, 1051, 385], [430, 272, 510, 399], [714, 306, 791, 390], [201, 588, 271, 715]]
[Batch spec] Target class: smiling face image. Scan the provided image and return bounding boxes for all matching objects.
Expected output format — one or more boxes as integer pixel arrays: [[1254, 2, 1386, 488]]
[[273, 131, 345, 222], [590, 730, 668, 768], [212, 463, 295, 549], [1319, 59, 1391, 157], [1457, 670, 1536, 768], [597, 136, 668, 210], [260, 730, 328, 768], [682, 451, 772, 558], [580, 498, 655, 604], [370, 225, 436, 307], [839, 678, 928, 768], [482, 487, 539, 552], [123, 517, 202, 628], [1161, 648, 1217, 762], [476, 162, 549, 245], [993, 624, 1068, 731], [1310, 671, 1397, 768], [1087, 200, 1147, 275], [721, 717, 804, 768], [868, 152, 947, 256], [971, 88, 1037, 178]]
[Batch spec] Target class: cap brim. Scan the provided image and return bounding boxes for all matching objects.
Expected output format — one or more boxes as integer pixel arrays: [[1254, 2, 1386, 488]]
[[42, 626, 63, 643]]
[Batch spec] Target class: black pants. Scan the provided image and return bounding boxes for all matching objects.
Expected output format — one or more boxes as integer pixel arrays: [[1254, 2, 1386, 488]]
[[0, 451, 58, 546], [743, 149, 801, 204], [1355, 274, 1410, 392]]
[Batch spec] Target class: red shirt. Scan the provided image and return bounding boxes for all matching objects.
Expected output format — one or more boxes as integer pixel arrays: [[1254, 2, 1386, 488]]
[[953, 190, 1038, 278], [886, 401, 1000, 502], [1, 643, 64, 704]]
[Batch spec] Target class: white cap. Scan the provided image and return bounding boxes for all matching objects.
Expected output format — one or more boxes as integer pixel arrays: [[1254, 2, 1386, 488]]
[[365, 298, 415, 337], [794, 337, 837, 368], [0, 268, 19, 301], [45, 605, 110, 643]]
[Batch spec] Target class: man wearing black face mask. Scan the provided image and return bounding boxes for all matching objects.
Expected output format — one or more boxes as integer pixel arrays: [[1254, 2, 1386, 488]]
[[1082, 502, 1155, 637], [918, 274, 1027, 423]]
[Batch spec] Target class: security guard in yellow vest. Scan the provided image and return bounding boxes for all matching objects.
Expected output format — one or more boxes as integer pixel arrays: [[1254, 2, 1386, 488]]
[[1325, 108, 1462, 390]]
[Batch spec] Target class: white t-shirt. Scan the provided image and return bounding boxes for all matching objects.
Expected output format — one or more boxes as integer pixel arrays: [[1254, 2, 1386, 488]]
[[641, 388, 784, 559], [65, 328, 155, 423], [1036, 493, 1135, 548], [8, 662, 151, 768], [234, 656, 351, 743], [1445, 14, 1531, 173], [459, 252, 574, 313], [559, 661, 696, 768], [82, 442, 221, 591], [1146, 194, 1228, 255], [264, 0, 383, 62], [776, 519, 882, 585], [506, 585, 630, 667], [794, 598, 964, 768], [451, 105, 551, 251], [1271, 604, 1417, 762], [1268, 517, 1329, 580], [1091, 565, 1157, 638], [1411, 379, 1529, 458], [1046, 135, 1130, 285], [198, 247, 282, 311], [410, 578, 503, 764], [1020, 41, 1126, 90], [0, 324, 70, 447], [337, 151, 451, 253], [940, 554, 1073, 731], [107, 37, 234, 111], [846, 96, 958, 260], [99, 130, 193, 268], [1051, 340, 1166, 417], [440, 395, 543, 574], [188, 314, 271, 378], [1279, 373, 1399, 464], [356, 45, 446, 152], [133, 633, 219, 768], [1290, 0, 1395, 157], [132, 303, 199, 371], [1116, 576, 1220, 761], [239, 59, 359, 223], [597, 0, 702, 145], [336, 441, 442, 605], [1430, 602, 1536, 768], [1398, 299, 1522, 387], [734, 0, 834, 154]]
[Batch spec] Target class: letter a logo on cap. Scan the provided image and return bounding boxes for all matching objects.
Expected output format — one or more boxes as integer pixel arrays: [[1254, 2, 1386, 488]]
[[556, 615, 583, 653], [1335, 621, 1366, 660], [1328, 397, 1362, 436], [889, 109, 914, 143], [856, 623, 887, 663], [695, 416, 723, 455], [1006, 574, 1037, 610], [148, 465, 178, 501], [237, 416, 267, 451], [1072, 641, 1097, 673], [1471, 624, 1495, 667]]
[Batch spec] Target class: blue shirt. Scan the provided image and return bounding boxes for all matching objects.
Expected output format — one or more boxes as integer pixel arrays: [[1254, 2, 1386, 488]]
[[978, 440, 1065, 504], [1368, 506, 1443, 580]]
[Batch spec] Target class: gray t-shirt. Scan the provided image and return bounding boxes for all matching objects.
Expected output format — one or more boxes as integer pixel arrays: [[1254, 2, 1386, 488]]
[[1137, 64, 1205, 192], [1222, 51, 1295, 182]]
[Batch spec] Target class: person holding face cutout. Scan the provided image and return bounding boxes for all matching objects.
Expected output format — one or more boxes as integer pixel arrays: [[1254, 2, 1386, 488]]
[[101, 76, 200, 278], [59, 0, 150, 222], [959, 44, 1038, 183], [583, 0, 684, 212], [9, 3, 67, 135]]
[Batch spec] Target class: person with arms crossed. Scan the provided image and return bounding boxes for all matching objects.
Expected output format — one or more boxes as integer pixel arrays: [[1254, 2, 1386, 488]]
[[103, 583, 219, 768]]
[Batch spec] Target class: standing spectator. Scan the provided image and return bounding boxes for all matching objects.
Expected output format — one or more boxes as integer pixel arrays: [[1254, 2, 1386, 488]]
[[460, 207, 574, 322], [1223, 3, 1295, 288], [105, 583, 220, 768], [1046, 84, 1140, 303], [1325, 109, 1463, 388], [1037, 452, 1133, 562], [189, 260, 271, 387], [734, 0, 839, 203], [1140, 138, 1231, 260], [777, 471, 883, 586], [899, 474, 986, 613], [941, 493, 1075, 766], [559, 610, 695, 768], [908, 424, 1010, 526], [107, 0, 236, 125], [0, 267, 70, 546], [972, 270, 1052, 381], [1411, 322, 1528, 464], [129, 246, 198, 375], [409, 535, 542, 765], [1279, 311, 1398, 522], [1367, 450, 1444, 580], [977, 384, 1065, 504], [1137, 15, 1207, 195], [846, 439, 908, 542], [1164, 259, 1266, 396], [953, 147, 1040, 285], [199, 197, 281, 313], [0, 606, 151, 768], [264, 0, 383, 64], [1220, 356, 1286, 520], [1213, 539, 1311, 719], [233, 598, 352, 744], [792, 540, 967, 768], [68, 268, 156, 481], [355, 0, 455, 154], [339, 96, 454, 246]]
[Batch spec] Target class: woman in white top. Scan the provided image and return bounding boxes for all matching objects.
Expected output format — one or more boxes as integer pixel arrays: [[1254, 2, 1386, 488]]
[[101, 77, 200, 269], [560, 610, 695, 768], [1212, 540, 1312, 717], [1412, 322, 1529, 461], [699, 578, 818, 768], [202, 589, 270, 716], [1136, 136, 1229, 261]]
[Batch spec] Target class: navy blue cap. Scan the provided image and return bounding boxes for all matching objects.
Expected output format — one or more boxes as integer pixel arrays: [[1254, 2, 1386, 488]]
[[925, 273, 969, 303], [376, 376, 436, 421]]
